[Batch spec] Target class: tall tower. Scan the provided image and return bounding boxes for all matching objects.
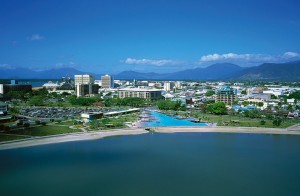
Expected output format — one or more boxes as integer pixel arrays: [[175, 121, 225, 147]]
[[74, 74, 95, 97]]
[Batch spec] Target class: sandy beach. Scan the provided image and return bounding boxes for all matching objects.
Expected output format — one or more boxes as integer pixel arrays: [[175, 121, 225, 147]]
[[1, 126, 300, 150], [155, 126, 300, 135], [0, 128, 148, 150]]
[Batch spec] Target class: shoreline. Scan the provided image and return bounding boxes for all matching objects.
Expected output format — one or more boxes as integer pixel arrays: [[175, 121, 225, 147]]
[[1, 126, 300, 150]]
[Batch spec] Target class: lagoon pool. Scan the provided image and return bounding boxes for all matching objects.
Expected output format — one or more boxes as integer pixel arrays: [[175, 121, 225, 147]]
[[144, 111, 207, 127]]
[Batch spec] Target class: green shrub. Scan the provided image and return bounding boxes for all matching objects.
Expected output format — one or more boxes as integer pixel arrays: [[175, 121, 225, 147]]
[[41, 122, 47, 126]]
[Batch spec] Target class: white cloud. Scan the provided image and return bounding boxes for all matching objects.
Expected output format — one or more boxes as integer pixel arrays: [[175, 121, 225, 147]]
[[283, 52, 299, 58], [28, 34, 45, 41], [199, 52, 300, 66], [0, 64, 14, 69], [124, 58, 181, 66], [54, 62, 77, 69]]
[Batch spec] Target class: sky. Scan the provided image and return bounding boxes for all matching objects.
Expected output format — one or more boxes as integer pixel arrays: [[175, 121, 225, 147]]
[[1, 0, 300, 74]]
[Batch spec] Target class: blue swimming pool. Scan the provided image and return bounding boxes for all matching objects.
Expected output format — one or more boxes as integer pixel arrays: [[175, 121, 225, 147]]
[[145, 111, 207, 127]]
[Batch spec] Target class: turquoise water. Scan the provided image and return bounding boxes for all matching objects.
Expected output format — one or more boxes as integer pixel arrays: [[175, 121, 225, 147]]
[[145, 111, 207, 127], [1, 133, 300, 196]]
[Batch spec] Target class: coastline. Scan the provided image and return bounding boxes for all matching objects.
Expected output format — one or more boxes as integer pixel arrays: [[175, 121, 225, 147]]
[[1, 126, 300, 150], [0, 128, 148, 150]]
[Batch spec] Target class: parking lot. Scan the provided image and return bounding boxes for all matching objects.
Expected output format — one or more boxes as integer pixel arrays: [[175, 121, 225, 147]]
[[18, 106, 112, 120]]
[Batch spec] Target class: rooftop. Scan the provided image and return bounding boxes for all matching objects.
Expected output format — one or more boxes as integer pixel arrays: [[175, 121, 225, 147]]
[[119, 88, 162, 92]]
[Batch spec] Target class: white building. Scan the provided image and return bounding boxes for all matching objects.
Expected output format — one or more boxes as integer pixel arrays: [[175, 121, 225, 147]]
[[74, 74, 95, 84], [118, 88, 162, 100], [164, 82, 175, 92], [42, 81, 60, 90], [175, 81, 182, 89], [94, 80, 102, 86], [263, 90, 283, 97], [74, 75, 95, 97]]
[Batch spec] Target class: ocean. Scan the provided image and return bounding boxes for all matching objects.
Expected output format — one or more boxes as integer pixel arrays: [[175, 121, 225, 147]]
[[1, 133, 300, 196]]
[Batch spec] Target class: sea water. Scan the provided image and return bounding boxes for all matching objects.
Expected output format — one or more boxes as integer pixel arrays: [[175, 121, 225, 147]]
[[1, 133, 300, 196]]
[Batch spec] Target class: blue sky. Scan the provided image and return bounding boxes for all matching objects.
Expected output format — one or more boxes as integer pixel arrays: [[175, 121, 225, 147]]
[[1, 0, 300, 74]]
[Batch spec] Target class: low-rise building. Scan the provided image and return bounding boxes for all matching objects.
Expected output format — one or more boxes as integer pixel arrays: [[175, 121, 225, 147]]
[[118, 88, 162, 100], [81, 112, 103, 122], [0, 101, 8, 114], [0, 83, 32, 95]]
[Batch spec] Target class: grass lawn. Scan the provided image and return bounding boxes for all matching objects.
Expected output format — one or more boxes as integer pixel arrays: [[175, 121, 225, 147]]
[[173, 110, 300, 128], [0, 134, 31, 142], [8, 125, 82, 136], [87, 113, 139, 131], [57, 120, 77, 126]]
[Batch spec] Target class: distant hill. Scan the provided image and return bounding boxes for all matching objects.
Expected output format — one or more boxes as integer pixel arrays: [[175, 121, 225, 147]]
[[164, 63, 244, 80], [115, 63, 244, 80], [115, 71, 163, 80], [0, 67, 100, 79], [1, 61, 300, 81], [231, 61, 300, 80]]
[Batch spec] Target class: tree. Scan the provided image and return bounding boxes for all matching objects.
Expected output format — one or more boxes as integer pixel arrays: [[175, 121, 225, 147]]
[[287, 104, 293, 112], [23, 123, 30, 128], [28, 96, 44, 106], [242, 101, 250, 106], [4, 126, 10, 132], [241, 90, 247, 95], [273, 119, 282, 127], [205, 90, 215, 97], [257, 102, 264, 107], [10, 107, 20, 117], [260, 120, 266, 125], [35, 120, 41, 125], [271, 94, 278, 99], [207, 102, 227, 115], [288, 91, 300, 99], [157, 100, 181, 111], [180, 105, 187, 111], [90, 120, 100, 129], [41, 122, 47, 126], [199, 103, 208, 113]]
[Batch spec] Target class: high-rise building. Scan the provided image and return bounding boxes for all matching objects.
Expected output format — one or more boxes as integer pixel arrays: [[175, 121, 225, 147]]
[[74, 75, 96, 97], [74, 75, 94, 84], [164, 82, 175, 92], [101, 75, 114, 89], [215, 86, 236, 105]]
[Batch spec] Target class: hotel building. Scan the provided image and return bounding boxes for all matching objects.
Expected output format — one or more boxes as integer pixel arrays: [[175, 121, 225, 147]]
[[215, 86, 236, 105], [118, 88, 162, 100], [101, 75, 114, 89]]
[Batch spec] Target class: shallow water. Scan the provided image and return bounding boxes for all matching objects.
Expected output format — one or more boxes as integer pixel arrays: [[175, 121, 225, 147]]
[[1, 133, 300, 196]]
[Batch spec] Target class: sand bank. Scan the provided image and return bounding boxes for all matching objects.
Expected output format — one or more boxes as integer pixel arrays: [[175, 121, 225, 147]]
[[155, 126, 300, 135], [1, 126, 300, 150]]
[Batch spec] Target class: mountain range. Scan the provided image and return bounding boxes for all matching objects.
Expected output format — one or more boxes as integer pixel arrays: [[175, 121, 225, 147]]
[[0, 61, 299, 81]]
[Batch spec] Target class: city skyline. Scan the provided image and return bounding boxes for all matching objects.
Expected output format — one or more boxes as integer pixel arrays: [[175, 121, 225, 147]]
[[1, 0, 300, 73]]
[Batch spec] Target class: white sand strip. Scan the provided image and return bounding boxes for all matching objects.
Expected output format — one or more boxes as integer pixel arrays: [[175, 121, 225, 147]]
[[0, 129, 148, 150], [155, 126, 300, 135]]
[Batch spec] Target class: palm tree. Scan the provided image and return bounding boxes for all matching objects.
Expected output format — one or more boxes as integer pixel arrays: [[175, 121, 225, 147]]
[[10, 107, 20, 120]]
